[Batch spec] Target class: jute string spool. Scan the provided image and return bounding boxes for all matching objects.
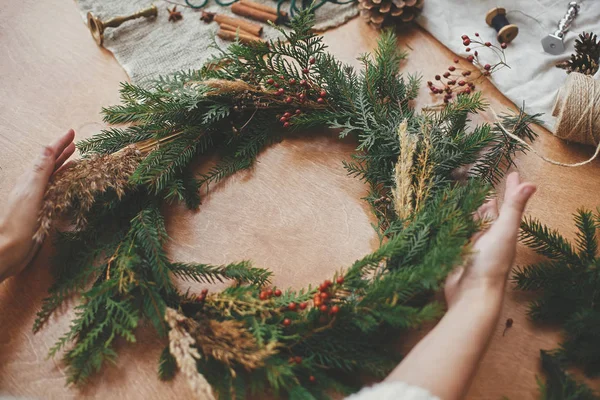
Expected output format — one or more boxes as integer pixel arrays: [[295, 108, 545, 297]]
[[496, 72, 600, 167]]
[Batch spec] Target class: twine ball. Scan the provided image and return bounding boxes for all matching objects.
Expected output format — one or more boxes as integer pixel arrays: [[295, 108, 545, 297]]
[[552, 72, 600, 146]]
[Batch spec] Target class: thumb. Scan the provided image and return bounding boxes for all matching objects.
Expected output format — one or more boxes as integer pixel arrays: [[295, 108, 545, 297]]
[[28, 146, 56, 199], [496, 182, 536, 239]]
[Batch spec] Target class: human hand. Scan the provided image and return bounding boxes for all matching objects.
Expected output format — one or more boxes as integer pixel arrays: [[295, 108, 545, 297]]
[[444, 172, 536, 308], [0, 129, 75, 282]]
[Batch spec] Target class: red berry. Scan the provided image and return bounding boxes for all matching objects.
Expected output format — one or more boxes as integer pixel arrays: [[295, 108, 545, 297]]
[[483, 71, 490, 76], [267, 289, 273, 296], [300, 79, 307, 86], [289, 357, 295, 364], [485, 42, 492, 46], [427, 81, 433, 86], [295, 109, 301, 115], [467, 55, 474, 62], [475, 32, 479, 37], [276, 88, 284, 95], [435, 75, 441, 80], [319, 283, 326, 292], [454, 58, 459, 63], [319, 90, 327, 97], [445, 87, 452, 94], [317, 98, 325, 104], [266, 78, 274, 85], [463, 39, 471, 46], [464, 88, 472, 94], [320, 292, 329, 300], [484, 64, 491, 70], [289, 78, 296, 84], [201, 288, 208, 295], [448, 80, 456, 85], [274, 83, 280, 88], [288, 302, 297, 311], [285, 96, 293, 104], [309, 57, 316, 64], [330, 305, 340, 314], [465, 47, 471, 52], [462, 71, 470, 76], [299, 302, 308, 310], [448, 66, 456, 71], [298, 93, 306, 100], [461, 34, 468, 40], [283, 112, 292, 118], [458, 80, 466, 86], [501, 42, 507, 49], [280, 116, 287, 123], [279, 75, 285, 79], [283, 318, 291, 326], [302, 68, 309, 74], [259, 291, 268, 300], [336, 276, 344, 285], [474, 51, 478, 56], [309, 375, 316, 383], [283, 122, 290, 128], [197, 295, 205, 302], [324, 280, 332, 287], [295, 356, 303, 364], [320, 304, 328, 313], [443, 72, 450, 78], [275, 289, 282, 297], [443, 98, 450, 104]]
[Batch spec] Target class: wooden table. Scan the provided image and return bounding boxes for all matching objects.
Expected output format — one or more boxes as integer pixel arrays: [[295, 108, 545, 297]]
[[1, 0, 599, 398]]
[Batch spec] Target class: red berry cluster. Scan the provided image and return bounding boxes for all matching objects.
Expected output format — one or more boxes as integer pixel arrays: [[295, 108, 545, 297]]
[[264, 57, 328, 129], [429, 32, 509, 104], [259, 287, 282, 301], [313, 276, 344, 315], [196, 288, 209, 302], [288, 355, 303, 365]]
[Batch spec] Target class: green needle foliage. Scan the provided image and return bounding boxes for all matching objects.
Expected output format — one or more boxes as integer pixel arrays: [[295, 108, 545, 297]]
[[35, 9, 539, 397], [515, 209, 600, 380], [538, 351, 599, 400]]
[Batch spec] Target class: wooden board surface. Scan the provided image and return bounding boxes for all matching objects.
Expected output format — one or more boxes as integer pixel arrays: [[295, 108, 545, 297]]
[[1, 0, 599, 398]]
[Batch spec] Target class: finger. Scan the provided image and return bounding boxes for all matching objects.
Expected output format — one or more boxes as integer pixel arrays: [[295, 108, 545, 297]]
[[476, 198, 499, 222], [495, 180, 536, 238], [54, 142, 76, 171], [50, 129, 75, 160]]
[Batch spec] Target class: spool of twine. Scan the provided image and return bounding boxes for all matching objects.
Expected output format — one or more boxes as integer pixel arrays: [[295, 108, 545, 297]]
[[496, 72, 600, 167]]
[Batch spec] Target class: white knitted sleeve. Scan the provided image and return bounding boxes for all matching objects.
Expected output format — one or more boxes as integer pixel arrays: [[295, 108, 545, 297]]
[[345, 381, 440, 400]]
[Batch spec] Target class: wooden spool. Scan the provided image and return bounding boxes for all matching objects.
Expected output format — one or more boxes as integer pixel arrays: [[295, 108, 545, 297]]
[[485, 7, 519, 44]]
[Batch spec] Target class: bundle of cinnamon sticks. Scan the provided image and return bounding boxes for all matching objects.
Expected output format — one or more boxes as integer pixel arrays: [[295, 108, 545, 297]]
[[201, 0, 287, 44]]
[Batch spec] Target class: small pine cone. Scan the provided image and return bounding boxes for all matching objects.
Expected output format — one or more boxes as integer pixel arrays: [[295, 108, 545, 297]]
[[557, 53, 600, 76], [574, 32, 600, 62], [358, 0, 424, 29]]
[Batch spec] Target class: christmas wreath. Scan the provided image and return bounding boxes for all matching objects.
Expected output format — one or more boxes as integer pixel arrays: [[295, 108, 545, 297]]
[[33, 11, 539, 399]]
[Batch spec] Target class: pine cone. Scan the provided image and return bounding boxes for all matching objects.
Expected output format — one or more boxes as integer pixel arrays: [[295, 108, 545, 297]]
[[575, 32, 600, 62], [557, 32, 600, 76], [358, 0, 424, 29]]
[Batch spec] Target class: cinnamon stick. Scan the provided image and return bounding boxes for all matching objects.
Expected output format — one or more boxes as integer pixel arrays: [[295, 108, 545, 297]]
[[231, 2, 278, 24], [220, 23, 257, 37], [217, 28, 264, 44], [239, 0, 287, 18], [201, 11, 263, 37]]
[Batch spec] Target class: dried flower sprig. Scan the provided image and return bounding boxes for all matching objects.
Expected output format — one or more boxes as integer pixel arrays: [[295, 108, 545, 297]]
[[165, 308, 216, 400], [34, 146, 143, 242], [428, 32, 510, 103]]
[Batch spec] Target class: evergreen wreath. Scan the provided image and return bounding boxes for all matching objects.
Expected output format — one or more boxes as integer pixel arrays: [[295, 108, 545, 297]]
[[33, 10, 540, 398]]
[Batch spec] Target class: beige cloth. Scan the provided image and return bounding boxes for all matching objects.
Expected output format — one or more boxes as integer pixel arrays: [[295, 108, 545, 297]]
[[346, 381, 440, 400], [75, 0, 358, 84]]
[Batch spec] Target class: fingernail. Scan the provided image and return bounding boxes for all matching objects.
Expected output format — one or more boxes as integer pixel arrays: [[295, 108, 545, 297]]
[[521, 186, 536, 197], [42, 146, 53, 157]]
